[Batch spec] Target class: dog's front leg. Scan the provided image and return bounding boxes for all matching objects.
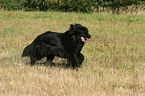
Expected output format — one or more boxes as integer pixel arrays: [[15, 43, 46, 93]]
[[30, 56, 36, 66], [76, 53, 84, 67], [67, 54, 79, 70]]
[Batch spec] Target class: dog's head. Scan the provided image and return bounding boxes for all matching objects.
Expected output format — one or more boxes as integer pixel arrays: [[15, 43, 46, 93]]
[[69, 24, 91, 43]]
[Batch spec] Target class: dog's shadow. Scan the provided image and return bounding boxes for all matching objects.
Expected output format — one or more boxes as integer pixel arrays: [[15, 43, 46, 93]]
[[22, 57, 72, 69], [25, 61, 71, 69]]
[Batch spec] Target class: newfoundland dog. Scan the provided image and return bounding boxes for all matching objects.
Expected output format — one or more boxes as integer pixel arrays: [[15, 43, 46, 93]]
[[22, 24, 91, 70]]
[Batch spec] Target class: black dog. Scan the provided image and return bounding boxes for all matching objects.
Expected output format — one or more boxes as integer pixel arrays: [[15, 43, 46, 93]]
[[22, 24, 91, 69]]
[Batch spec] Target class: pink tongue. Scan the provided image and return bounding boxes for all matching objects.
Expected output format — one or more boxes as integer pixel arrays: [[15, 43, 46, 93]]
[[81, 37, 86, 42]]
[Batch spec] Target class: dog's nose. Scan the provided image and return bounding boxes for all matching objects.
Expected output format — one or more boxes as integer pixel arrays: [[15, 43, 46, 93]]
[[87, 34, 91, 39]]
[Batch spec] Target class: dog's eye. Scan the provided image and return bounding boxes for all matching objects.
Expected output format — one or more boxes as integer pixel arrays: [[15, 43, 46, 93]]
[[84, 32, 88, 35]]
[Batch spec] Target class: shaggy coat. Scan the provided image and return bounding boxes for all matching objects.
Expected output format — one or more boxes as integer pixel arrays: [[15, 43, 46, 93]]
[[22, 24, 91, 69]]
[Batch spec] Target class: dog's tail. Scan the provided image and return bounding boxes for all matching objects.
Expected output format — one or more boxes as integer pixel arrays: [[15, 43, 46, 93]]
[[22, 43, 33, 57]]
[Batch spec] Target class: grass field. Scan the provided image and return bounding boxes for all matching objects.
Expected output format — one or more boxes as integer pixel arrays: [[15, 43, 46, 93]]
[[0, 11, 145, 96]]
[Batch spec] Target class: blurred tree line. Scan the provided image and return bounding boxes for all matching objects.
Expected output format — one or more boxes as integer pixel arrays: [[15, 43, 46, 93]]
[[0, 0, 144, 13]]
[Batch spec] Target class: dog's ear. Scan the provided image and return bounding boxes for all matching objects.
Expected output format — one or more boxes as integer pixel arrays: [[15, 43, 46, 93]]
[[69, 24, 76, 35], [70, 24, 76, 31]]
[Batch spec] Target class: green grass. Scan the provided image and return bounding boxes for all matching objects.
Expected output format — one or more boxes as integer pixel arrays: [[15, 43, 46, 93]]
[[0, 11, 145, 96]]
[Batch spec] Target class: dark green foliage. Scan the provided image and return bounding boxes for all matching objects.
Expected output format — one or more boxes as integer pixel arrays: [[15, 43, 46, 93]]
[[22, 0, 53, 11], [0, 0, 144, 13], [0, 0, 21, 10], [58, 0, 96, 12], [21, 0, 96, 12], [96, 0, 139, 14]]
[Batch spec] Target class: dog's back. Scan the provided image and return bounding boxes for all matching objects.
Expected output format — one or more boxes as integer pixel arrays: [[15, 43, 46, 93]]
[[22, 31, 61, 57]]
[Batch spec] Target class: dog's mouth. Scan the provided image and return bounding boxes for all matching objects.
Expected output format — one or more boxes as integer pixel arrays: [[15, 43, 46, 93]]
[[81, 37, 87, 43]]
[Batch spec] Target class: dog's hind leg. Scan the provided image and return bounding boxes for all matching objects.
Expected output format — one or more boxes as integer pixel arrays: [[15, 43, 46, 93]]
[[30, 45, 43, 66], [46, 55, 55, 66], [30, 57, 36, 66]]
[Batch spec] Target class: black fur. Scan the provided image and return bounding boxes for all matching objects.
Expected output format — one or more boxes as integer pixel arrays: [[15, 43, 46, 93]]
[[22, 24, 91, 69]]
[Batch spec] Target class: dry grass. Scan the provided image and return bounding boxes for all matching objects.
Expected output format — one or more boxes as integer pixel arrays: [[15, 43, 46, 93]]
[[0, 11, 145, 96]]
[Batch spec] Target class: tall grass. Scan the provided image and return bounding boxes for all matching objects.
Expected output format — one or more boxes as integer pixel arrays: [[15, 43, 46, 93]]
[[0, 11, 145, 95]]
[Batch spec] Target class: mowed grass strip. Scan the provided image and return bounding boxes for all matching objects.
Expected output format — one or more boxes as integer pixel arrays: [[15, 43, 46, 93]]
[[0, 11, 145, 96]]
